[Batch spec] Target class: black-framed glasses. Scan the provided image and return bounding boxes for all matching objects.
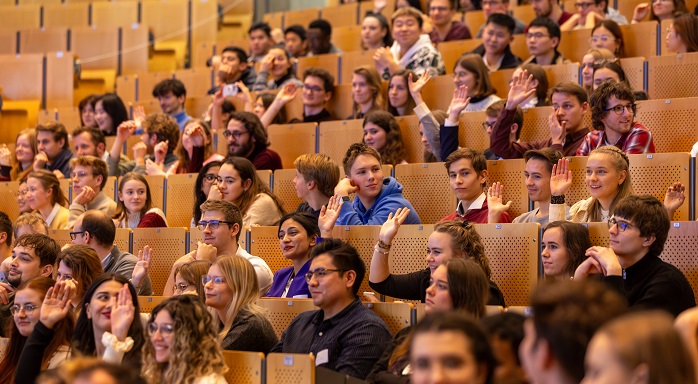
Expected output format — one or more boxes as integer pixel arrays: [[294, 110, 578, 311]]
[[147, 322, 174, 336], [202, 275, 225, 286], [197, 220, 234, 231], [603, 103, 636, 115], [203, 173, 217, 183], [304, 268, 347, 283], [608, 216, 634, 232], [525, 32, 550, 40], [222, 130, 248, 140], [481, 122, 494, 131], [10, 304, 38, 316], [69, 231, 87, 240]]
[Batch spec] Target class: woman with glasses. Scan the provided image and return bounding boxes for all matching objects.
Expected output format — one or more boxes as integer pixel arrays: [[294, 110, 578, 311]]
[[204, 255, 278, 352], [16, 181, 34, 214], [113, 172, 167, 229], [191, 161, 222, 227], [632, 0, 688, 23], [54, 244, 103, 312], [666, 13, 698, 53], [540, 221, 590, 281], [0, 128, 37, 182], [0, 277, 73, 383], [25, 170, 70, 230], [209, 156, 284, 230], [172, 119, 224, 175], [589, 20, 625, 57], [172, 260, 211, 300], [141, 295, 228, 384]]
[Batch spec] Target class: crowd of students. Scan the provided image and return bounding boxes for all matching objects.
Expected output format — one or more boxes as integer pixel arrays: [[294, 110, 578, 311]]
[[2, 0, 698, 383]]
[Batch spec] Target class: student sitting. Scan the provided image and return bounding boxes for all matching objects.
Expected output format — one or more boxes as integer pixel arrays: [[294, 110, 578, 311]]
[[541, 221, 590, 281], [335, 143, 421, 226], [470, 14, 523, 71], [362, 110, 408, 166], [523, 17, 570, 66], [251, 46, 304, 92], [513, 148, 567, 225], [26, 170, 70, 230], [171, 119, 224, 175], [450, 54, 501, 112], [348, 66, 385, 119], [387, 70, 417, 117], [67, 156, 117, 229], [293, 154, 340, 218], [427, 0, 472, 44], [113, 173, 168, 229]]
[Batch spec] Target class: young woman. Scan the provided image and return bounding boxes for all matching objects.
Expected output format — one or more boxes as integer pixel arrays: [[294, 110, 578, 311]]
[[142, 295, 228, 384], [265, 212, 320, 298], [453, 54, 500, 112], [93, 93, 129, 136], [16, 181, 33, 214], [252, 46, 303, 92], [113, 173, 168, 229], [55, 244, 104, 311], [173, 260, 211, 300], [211, 157, 284, 229], [173, 119, 224, 174], [420, 110, 446, 162], [666, 13, 698, 53], [592, 60, 631, 91], [191, 161, 222, 227], [589, 20, 625, 57], [511, 64, 549, 108], [72, 274, 145, 368], [541, 221, 590, 281], [410, 312, 497, 384], [369, 213, 505, 306], [362, 110, 408, 166], [550, 146, 633, 223], [387, 70, 416, 117], [204, 255, 278, 353], [0, 277, 73, 383], [584, 311, 696, 384], [253, 92, 287, 125], [581, 48, 615, 94], [633, 0, 688, 23], [0, 129, 37, 181], [79, 94, 99, 128], [349, 66, 385, 119], [25, 170, 69, 230], [367, 258, 490, 383], [361, 12, 393, 50]]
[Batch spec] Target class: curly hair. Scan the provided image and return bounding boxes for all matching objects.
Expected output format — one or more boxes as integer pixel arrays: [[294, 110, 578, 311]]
[[362, 110, 406, 166], [590, 80, 635, 131], [141, 295, 227, 384], [433, 220, 491, 278], [584, 146, 633, 222], [175, 119, 216, 173], [144, 113, 180, 154], [113, 172, 154, 225]]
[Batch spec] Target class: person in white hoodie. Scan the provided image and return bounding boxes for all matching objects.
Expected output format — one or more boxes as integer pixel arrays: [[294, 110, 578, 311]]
[[373, 7, 446, 80]]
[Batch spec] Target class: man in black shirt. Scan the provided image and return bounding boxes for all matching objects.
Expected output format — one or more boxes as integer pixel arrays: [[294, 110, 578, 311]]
[[263, 67, 336, 123]]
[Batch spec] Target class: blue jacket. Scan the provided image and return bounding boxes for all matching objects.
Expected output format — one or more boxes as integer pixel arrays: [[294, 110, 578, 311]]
[[337, 177, 421, 225], [265, 259, 311, 298]]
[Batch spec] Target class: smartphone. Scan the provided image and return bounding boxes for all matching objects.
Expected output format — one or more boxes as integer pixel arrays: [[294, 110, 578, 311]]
[[222, 84, 238, 97]]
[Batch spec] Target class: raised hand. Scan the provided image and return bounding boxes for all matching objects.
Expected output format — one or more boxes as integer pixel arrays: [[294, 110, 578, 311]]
[[506, 70, 537, 110], [145, 158, 166, 176], [318, 194, 345, 237], [116, 121, 137, 143], [132, 105, 146, 128], [187, 125, 205, 147], [632, 3, 650, 22], [549, 108, 567, 145], [487, 182, 512, 222], [212, 87, 225, 108], [40, 281, 73, 329], [73, 186, 97, 205], [131, 245, 151, 289], [550, 158, 572, 196], [110, 284, 135, 340], [334, 178, 358, 197], [378, 208, 411, 244], [132, 142, 148, 163], [259, 52, 275, 73], [153, 140, 169, 164], [235, 81, 252, 104], [373, 0, 387, 13], [0, 145, 11, 167], [664, 182, 686, 217], [408, 72, 432, 100], [33, 152, 48, 171], [195, 241, 218, 261], [447, 85, 471, 121], [275, 83, 299, 105]]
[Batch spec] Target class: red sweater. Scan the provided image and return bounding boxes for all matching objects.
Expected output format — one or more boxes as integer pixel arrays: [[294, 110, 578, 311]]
[[440, 200, 512, 223]]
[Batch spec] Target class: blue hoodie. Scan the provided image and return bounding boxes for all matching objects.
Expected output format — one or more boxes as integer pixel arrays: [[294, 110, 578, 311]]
[[337, 177, 421, 225]]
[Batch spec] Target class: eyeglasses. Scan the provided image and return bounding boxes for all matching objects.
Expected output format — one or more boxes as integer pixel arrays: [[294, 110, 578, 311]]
[[303, 84, 324, 93], [70, 171, 96, 179], [16, 190, 27, 197], [481, 122, 494, 130], [608, 216, 635, 232], [147, 322, 174, 336], [304, 268, 347, 283], [525, 33, 550, 40], [603, 103, 636, 115], [575, 2, 594, 8], [202, 275, 226, 286], [589, 35, 615, 44], [174, 283, 193, 293], [197, 220, 234, 231], [222, 130, 249, 140], [203, 173, 217, 183], [10, 304, 38, 316], [69, 230, 87, 240]]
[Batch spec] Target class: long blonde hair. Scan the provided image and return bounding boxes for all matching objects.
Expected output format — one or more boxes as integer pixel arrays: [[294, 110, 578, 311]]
[[352, 66, 385, 117], [584, 146, 633, 222], [11, 129, 37, 181]]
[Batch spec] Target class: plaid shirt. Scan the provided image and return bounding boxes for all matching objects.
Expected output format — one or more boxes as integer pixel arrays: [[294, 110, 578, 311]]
[[576, 122, 656, 156]]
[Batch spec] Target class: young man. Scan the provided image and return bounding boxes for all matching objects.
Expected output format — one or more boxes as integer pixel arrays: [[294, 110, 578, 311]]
[[513, 148, 566, 225], [335, 143, 421, 225], [263, 67, 336, 123], [270, 239, 392, 380], [519, 280, 627, 384], [224, 111, 283, 171], [284, 25, 308, 58], [34, 122, 75, 179], [476, 0, 527, 37], [428, 0, 472, 44], [308, 19, 343, 55], [248, 22, 274, 62], [71, 210, 153, 295], [529, 0, 573, 25], [67, 156, 117, 229], [561, 0, 627, 31], [483, 100, 523, 160], [441, 148, 511, 223], [293, 153, 341, 218], [523, 17, 570, 66], [577, 81, 655, 156], [152, 79, 191, 130], [573, 195, 696, 317], [0, 212, 12, 281], [209, 46, 257, 94], [470, 14, 522, 72], [164, 199, 273, 295], [107, 113, 180, 176], [490, 72, 591, 158], [0, 213, 48, 281], [72, 127, 130, 176]]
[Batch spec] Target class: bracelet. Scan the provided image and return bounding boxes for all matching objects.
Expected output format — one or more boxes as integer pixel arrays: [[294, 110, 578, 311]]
[[374, 245, 390, 255], [102, 332, 134, 353], [128, 278, 142, 290], [551, 195, 565, 204], [377, 240, 391, 250]]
